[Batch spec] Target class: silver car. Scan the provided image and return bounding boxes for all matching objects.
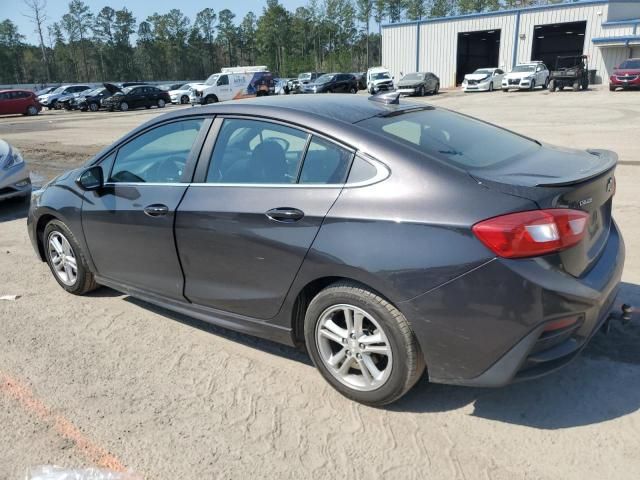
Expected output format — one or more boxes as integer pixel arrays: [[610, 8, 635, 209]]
[[0, 140, 31, 201]]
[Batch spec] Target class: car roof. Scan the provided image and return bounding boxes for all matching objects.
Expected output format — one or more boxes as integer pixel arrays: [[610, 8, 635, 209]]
[[165, 95, 423, 126], [0, 89, 33, 93]]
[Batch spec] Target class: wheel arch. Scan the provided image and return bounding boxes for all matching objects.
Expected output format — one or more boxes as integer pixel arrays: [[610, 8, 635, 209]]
[[290, 276, 392, 349], [35, 212, 60, 261]]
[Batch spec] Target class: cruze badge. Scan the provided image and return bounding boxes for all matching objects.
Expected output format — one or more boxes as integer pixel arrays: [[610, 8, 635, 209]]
[[579, 198, 593, 207]]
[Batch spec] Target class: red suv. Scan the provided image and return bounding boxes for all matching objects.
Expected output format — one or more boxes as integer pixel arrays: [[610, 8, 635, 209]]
[[610, 58, 640, 91], [0, 89, 42, 116]]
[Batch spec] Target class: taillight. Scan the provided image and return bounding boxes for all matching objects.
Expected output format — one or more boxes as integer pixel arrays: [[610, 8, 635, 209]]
[[472, 209, 589, 259]]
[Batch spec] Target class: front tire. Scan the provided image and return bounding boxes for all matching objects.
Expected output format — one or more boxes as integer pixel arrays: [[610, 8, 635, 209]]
[[573, 80, 581, 91], [26, 105, 38, 116], [119, 101, 129, 111], [548, 79, 556, 92], [88, 102, 99, 112], [180, 95, 189, 104], [44, 220, 98, 295], [488, 82, 494, 92], [304, 282, 425, 406], [418, 86, 425, 96]]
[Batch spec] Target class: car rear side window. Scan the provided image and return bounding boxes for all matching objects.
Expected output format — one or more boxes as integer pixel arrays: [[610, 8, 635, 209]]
[[359, 109, 538, 169], [299, 137, 353, 184], [109, 119, 204, 183], [207, 119, 309, 184]]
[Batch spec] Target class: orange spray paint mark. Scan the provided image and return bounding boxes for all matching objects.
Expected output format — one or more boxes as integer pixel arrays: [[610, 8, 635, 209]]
[[0, 370, 127, 472]]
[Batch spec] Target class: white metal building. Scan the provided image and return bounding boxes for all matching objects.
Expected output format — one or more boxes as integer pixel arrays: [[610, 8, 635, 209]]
[[382, 0, 640, 89]]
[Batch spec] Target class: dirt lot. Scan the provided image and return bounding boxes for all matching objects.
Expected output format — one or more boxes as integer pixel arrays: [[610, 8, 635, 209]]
[[1, 87, 639, 479]]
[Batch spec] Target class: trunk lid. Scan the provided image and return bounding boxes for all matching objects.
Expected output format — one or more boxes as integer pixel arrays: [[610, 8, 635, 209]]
[[470, 146, 617, 277]]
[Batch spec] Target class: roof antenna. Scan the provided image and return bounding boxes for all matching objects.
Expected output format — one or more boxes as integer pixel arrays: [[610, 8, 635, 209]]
[[368, 91, 400, 105]]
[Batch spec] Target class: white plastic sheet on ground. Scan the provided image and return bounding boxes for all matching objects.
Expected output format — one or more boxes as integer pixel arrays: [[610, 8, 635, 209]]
[[26, 466, 142, 480]]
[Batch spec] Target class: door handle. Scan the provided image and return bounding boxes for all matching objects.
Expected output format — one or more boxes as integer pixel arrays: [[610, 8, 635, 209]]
[[265, 207, 304, 223], [144, 204, 169, 217]]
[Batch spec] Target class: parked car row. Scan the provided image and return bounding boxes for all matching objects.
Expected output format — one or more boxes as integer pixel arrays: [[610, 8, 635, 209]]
[[460, 55, 640, 94]]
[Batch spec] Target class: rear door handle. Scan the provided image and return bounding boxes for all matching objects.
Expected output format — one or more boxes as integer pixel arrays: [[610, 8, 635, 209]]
[[144, 204, 169, 217], [265, 207, 304, 223]]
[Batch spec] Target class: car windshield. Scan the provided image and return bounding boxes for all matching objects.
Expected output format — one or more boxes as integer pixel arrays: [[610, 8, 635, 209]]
[[473, 69, 493, 75], [121, 87, 137, 94], [619, 59, 640, 69], [512, 65, 536, 73], [51, 86, 66, 94], [85, 88, 103, 96], [298, 73, 311, 80], [371, 72, 391, 80], [315, 74, 335, 83], [205, 74, 220, 86], [358, 108, 538, 170], [402, 73, 424, 81], [177, 84, 191, 90], [37, 88, 53, 95], [557, 57, 581, 68]]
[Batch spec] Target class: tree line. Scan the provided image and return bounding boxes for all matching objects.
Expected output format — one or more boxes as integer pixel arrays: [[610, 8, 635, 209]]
[[1, 0, 576, 85]]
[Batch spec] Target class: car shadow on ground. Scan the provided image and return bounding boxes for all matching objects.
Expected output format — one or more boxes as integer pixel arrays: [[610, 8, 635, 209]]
[[124, 296, 311, 365], [391, 282, 640, 428], [117, 281, 639, 429], [0, 196, 29, 222]]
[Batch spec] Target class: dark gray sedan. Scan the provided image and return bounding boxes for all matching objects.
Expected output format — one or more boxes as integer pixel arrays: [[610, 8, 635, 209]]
[[27, 94, 624, 405]]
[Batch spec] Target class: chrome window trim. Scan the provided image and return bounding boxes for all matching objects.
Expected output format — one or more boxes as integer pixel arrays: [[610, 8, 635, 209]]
[[100, 156, 390, 189]]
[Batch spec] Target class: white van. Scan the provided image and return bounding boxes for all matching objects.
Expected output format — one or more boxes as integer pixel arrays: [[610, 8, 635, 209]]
[[366, 67, 395, 94], [191, 66, 273, 104]]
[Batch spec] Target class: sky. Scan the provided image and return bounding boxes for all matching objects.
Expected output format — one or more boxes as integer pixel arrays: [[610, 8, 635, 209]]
[[1, 0, 307, 45]]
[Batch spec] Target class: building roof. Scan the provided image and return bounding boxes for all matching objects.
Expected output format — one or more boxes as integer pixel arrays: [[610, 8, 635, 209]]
[[592, 35, 640, 46], [382, 0, 608, 29]]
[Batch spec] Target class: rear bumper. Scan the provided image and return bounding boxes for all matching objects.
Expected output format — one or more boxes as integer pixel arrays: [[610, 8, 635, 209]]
[[402, 221, 625, 386]]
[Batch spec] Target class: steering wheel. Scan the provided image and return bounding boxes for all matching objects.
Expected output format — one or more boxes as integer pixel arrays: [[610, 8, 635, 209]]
[[263, 137, 289, 152], [150, 157, 184, 182]]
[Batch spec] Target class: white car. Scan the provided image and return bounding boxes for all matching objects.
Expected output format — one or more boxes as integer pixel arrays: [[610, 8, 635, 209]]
[[502, 62, 549, 91], [462, 68, 504, 92], [191, 66, 272, 104], [366, 66, 395, 94], [169, 82, 205, 104]]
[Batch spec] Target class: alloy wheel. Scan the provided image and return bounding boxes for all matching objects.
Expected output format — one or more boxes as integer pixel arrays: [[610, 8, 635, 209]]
[[47, 231, 78, 286], [315, 304, 393, 391]]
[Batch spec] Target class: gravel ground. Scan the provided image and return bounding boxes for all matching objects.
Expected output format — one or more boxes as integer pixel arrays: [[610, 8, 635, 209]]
[[1, 87, 639, 479]]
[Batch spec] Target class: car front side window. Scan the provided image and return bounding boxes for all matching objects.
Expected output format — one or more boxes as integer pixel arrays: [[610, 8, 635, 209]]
[[109, 119, 205, 184], [207, 118, 309, 184]]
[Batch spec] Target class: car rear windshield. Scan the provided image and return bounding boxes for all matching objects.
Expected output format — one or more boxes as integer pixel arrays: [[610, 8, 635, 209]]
[[619, 59, 640, 69], [358, 108, 538, 169], [402, 73, 424, 81]]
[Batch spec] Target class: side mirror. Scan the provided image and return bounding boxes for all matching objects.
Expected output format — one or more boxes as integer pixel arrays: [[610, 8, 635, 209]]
[[76, 165, 103, 191]]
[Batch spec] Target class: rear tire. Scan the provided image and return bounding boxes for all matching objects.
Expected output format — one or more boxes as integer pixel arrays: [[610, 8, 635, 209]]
[[548, 80, 556, 92], [573, 80, 581, 91], [304, 281, 425, 406], [43, 220, 98, 295], [502, 88, 509, 93], [433, 82, 439, 95], [157, 98, 166, 108], [609, 85, 616, 92]]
